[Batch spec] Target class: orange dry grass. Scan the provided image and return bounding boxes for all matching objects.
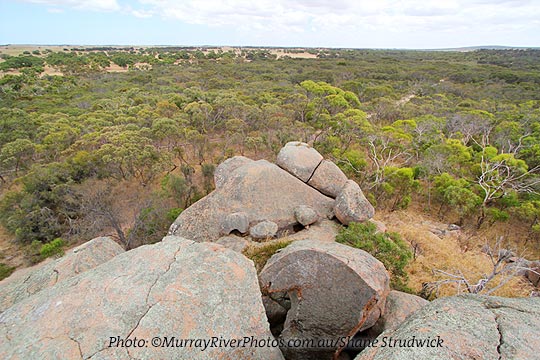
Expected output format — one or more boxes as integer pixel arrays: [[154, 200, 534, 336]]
[[377, 210, 535, 298]]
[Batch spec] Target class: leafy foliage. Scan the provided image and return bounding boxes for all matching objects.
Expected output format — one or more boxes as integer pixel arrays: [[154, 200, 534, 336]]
[[39, 238, 66, 259], [336, 222, 412, 291]]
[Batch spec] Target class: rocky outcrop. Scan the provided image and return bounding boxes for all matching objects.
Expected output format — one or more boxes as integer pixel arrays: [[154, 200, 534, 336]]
[[355, 295, 540, 360], [0, 237, 123, 313], [0, 236, 283, 360], [334, 180, 375, 225], [259, 240, 390, 360], [170, 142, 376, 244], [169, 159, 334, 242], [276, 142, 323, 182]]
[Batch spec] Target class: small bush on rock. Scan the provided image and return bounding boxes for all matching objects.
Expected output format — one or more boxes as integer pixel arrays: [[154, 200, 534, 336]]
[[39, 238, 66, 259], [243, 240, 292, 273], [336, 222, 412, 292]]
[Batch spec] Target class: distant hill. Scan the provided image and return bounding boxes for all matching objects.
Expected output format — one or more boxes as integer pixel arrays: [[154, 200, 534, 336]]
[[428, 45, 540, 52]]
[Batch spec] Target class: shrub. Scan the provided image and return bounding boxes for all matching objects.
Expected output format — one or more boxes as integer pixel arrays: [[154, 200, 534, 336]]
[[166, 207, 183, 222], [0, 263, 15, 281], [39, 238, 66, 259], [336, 222, 412, 292]]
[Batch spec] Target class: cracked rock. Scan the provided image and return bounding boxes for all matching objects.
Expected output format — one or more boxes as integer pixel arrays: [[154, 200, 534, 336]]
[[169, 159, 334, 242], [355, 295, 540, 360], [259, 240, 390, 360], [0, 236, 124, 313], [307, 159, 348, 198], [0, 236, 283, 360], [276, 142, 323, 182]]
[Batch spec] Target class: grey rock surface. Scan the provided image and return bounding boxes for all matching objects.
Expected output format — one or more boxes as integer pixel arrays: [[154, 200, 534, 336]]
[[334, 180, 375, 225], [0, 236, 123, 313], [221, 211, 250, 235], [169, 160, 334, 242], [307, 159, 348, 198], [259, 240, 390, 360], [0, 236, 283, 360], [276, 142, 323, 182], [355, 295, 540, 360], [214, 155, 254, 188], [294, 205, 319, 227], [364, 290, 429, 337], [250, 220, 279, 240], [287, 219, 340, 243]]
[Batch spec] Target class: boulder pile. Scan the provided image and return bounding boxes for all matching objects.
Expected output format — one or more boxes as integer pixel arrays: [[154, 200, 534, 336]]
[[1, 141, 538, 360], [168, 141, 374, 243]]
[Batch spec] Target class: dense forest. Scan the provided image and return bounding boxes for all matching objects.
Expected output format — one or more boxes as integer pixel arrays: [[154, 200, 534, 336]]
[[1, 47, 540, 288]]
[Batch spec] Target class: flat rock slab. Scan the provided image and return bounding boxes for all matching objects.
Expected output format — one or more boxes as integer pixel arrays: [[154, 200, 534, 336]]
[[169, 160, 334, 242], [287, 219, 340, 243], [216, 235, 251, 253], [0, 236, 283, 360], [355, 295, 540, 360], [0, 237, 124, 313], [259, 240, 390, 360], [276, 142, 323, 182]]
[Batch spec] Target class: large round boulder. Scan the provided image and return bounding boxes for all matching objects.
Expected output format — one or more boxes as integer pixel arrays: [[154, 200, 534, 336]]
[[169, 160, 334, 242], [334, 180, 375, 225], [259, 240, 390, 360], [276, 142, 323, 182], [0, 236, 283, 360]]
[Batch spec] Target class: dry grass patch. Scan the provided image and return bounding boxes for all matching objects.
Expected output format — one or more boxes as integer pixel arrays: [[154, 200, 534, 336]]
[[242, 239, 292, 273], [378, 211, 535, 298]]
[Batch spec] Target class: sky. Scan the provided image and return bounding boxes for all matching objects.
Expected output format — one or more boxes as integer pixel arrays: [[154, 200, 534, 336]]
[[0, 0, 539, 49]]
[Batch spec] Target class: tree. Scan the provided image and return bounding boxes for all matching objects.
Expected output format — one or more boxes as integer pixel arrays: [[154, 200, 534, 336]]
[[475, 146, 540, 227], [0, 138, 35, 176], [380, 167, 420, 211], [433, 173, 481, 224]]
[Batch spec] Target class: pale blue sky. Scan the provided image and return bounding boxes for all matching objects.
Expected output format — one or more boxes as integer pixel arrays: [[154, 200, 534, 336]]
[[1, 0, 539, 48]]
